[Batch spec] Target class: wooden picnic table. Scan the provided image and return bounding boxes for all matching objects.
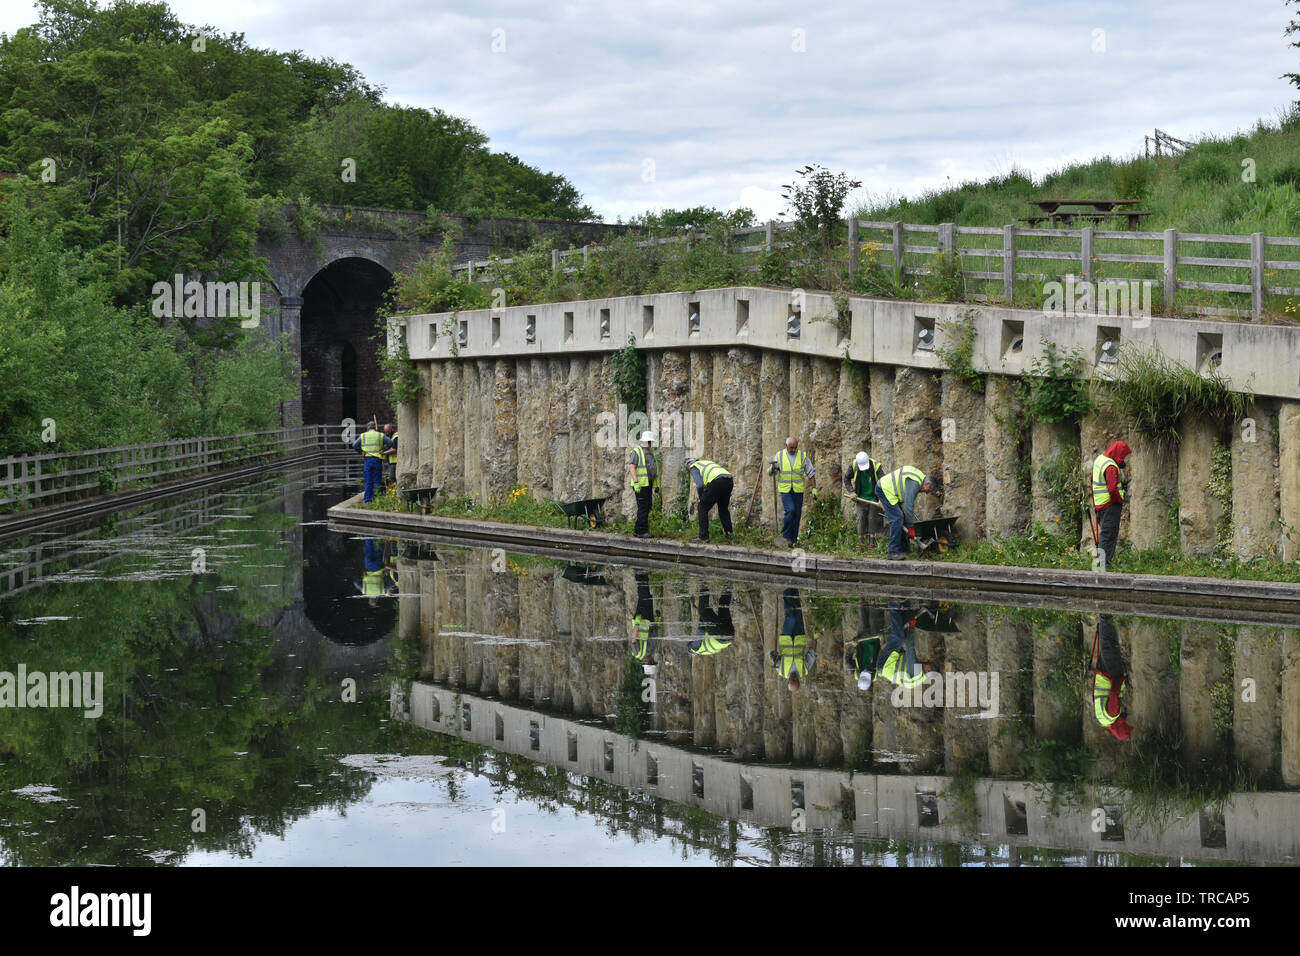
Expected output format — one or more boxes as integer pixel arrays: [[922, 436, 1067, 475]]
[[1029, 199, 1140, 214], [1017, 199, 1151, 231]]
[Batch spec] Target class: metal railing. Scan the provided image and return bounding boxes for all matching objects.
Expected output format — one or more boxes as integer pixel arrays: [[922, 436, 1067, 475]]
[[448, 218, 1300, 320], [0, 424, 347, 513]]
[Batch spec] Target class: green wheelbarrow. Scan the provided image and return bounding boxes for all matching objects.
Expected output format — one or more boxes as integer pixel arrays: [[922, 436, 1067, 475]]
[[551, 496, 609, 530]]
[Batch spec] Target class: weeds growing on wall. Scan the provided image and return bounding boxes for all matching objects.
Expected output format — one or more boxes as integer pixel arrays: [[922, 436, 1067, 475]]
[[1208, 440, 1234, 551], [937, 310, 984, 391], [922, 250, 965, 302], [1022, 341, 1094, 424], [1038, 441, 1086, 533], [1108, 346, 1251, 455], [611, 335, 647, 419]]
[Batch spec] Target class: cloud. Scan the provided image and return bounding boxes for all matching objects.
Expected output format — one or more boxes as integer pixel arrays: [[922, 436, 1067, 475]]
[[2, 0, 1295, 220]]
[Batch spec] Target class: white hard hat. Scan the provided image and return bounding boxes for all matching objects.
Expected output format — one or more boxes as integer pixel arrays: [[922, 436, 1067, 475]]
[[855, 452, 871, 471], [642, 664, 657, 677], [640, 431, 654, 443], [857, 672, 873, 691]]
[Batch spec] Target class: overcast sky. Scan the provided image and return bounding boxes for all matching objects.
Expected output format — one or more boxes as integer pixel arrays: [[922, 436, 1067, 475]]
[[3, 0, 1297, 221]]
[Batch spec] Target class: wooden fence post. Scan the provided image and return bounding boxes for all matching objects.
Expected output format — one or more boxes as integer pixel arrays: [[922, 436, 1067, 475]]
[[1163, 228, 1178, 315], [939, 222, 955, 254], [891, 221, 904, 284], [765, 219, 776, 252], [551, 249, 560, 274], [1002, 224, 1016, 302], [847, 218, 859, 280], [1251, 232, 1265, 320], [1081, 226, 1094, 284]]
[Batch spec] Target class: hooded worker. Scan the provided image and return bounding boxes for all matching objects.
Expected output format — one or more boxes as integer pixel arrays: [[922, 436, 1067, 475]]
[[1091, 614, 1132, 741], [1092, 440, 1132, 570]]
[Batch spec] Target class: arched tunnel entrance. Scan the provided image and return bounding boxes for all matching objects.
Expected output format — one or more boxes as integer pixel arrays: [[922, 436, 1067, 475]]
[[301, 257, 394, 428]]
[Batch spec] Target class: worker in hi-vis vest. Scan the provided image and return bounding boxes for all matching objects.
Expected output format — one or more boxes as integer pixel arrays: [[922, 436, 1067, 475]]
[[355, 537, 389, 607], [685, 457, 733, 543], [1091, 614, 1132, 740], [770, 587, 816, 692], [875, 465, 938, 560], [690, 582, 734, 657], [628, 430, 658, 539], [628, 571, 659, 670], [1092, 440, 1131, 571], [770, 436, 816, 546], [382, 423, 398, 489], [352, 421, 393, 503]]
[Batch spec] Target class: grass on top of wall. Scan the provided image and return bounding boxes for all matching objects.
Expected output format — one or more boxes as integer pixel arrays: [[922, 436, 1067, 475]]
[[355, 484, 1300, 584]]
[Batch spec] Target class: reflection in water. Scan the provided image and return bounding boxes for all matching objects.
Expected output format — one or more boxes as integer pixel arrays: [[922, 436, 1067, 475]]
[[2, 465, 1299, 866]]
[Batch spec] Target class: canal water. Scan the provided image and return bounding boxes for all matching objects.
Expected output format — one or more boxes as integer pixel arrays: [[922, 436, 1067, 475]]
[[1, 462, 1297, 866]]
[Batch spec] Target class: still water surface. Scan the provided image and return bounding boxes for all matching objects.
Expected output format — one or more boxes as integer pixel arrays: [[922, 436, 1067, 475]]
[[1, 464, 1297, 866]]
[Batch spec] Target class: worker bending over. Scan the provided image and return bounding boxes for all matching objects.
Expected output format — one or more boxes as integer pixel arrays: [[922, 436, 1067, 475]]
[[875, 466, 939, 560], [685, 457, 733, 543]]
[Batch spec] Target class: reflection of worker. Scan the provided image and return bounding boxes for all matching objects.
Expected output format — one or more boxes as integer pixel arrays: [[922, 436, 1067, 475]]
[[770, 588, 816, 691], [383, 538, 400, 594], [1091, 614, 1132, 740], [844, 602, 886, 691], [628, 571, 659, 668], [356, 537, 390, 606], [875, 601, 936, 690], [875, 466, 939, 561], [1092, 440, 1131, 570], [690, 582, 734, 657], [843, 451, 885, 547]]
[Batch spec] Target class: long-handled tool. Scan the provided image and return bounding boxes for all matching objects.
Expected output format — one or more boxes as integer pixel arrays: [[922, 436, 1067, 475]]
[[844, 492, 884, 511], [744, 461, 764, 526]]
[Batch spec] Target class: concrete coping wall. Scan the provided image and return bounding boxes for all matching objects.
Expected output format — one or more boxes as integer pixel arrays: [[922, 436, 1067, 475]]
[[406, 683, 1300, 863], [399, 286, 1300, 401]]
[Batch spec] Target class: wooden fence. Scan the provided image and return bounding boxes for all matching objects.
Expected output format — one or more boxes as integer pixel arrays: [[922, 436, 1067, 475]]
[[0, 424, 346, 513], [448, 218, 1300, 320]]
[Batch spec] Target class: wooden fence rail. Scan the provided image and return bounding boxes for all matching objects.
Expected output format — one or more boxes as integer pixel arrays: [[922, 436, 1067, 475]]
[[448, 218, 1300, 320], [0, 424, 346, 513]]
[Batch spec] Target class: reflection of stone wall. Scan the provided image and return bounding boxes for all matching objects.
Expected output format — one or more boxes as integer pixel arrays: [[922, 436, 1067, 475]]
[[397, 552, 1299, 788], [411, 347, 1300, 559]]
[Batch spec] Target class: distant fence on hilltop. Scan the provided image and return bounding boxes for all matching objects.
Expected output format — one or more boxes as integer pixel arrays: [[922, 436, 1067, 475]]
[[449, 218, 1300, 321]]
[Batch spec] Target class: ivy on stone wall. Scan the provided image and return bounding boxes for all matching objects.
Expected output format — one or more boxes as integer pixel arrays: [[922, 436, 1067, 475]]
[[611, 335, 648, 416]]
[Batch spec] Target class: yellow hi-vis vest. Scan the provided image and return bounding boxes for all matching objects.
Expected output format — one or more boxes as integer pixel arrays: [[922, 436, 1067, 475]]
[[1092, 455, 1124, 508], [1093, 671, 1125, 726], [362, 568, 385, 595], [776, 449, 807, 493], [360, 429, 384, 459], [631, 446, 650, 491], [775, 633, 809, 678], [385, 432, 397, 462], [693, 459, 730, 487], [631, 616, 651, 659], [691, 635, 732, 656], [878, 650, 925, 688], [879, 466, 925, 506]]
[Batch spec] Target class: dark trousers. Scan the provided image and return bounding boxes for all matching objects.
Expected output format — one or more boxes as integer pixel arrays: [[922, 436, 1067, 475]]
[[633, 485, 654, 535], [363, 457, 383, 502], [1098, 501, 1122, 570], [780, 490, 804, 543], [698, 476, 733, 540]]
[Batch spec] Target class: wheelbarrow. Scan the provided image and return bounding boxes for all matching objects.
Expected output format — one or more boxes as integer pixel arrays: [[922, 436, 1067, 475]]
[[551, 496, 609, 530], [911, 516, 958, 554], [398, 486, 439, 513], [561, 563, 611, 586]]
